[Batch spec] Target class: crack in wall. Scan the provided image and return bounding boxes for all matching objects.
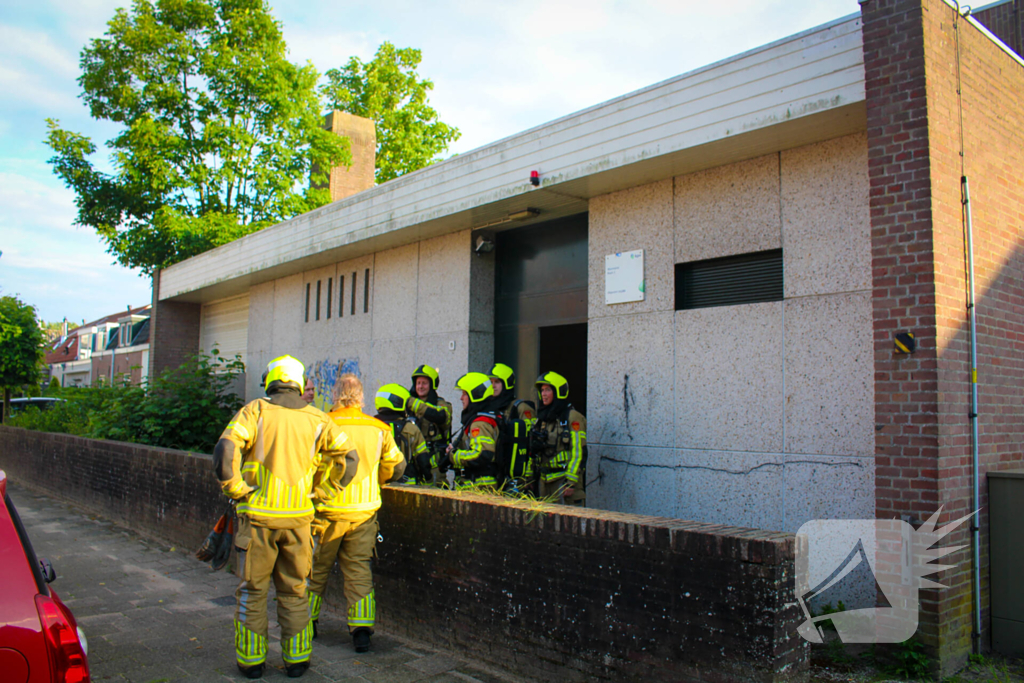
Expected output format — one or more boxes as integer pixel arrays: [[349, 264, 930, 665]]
[[596, 454, 865, 484]]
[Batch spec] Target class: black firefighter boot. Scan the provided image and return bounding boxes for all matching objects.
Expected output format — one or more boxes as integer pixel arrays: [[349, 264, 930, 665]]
[[237, 663, 264, 679], [352, 627, 371, 653], [286, 661, 309, 678]]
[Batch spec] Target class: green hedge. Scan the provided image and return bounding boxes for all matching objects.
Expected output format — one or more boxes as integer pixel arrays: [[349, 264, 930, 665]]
[[12, 351, 244, 453]]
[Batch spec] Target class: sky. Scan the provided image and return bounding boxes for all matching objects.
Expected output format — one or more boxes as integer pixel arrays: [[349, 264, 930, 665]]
[[0, 0, 861, 324]]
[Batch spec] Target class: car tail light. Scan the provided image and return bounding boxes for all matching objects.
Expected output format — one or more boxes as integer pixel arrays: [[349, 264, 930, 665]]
[[35, 595, 91, 683]]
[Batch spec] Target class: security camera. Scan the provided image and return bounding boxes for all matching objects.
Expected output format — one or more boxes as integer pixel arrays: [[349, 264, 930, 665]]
[[474, 236, 495, 255]]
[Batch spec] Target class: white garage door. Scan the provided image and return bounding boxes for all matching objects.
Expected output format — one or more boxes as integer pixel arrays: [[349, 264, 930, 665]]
[[199, 294, 249, 364]]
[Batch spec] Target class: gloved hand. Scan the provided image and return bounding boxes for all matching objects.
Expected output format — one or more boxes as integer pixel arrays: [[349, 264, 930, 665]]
[[311, 517, 329, 538]]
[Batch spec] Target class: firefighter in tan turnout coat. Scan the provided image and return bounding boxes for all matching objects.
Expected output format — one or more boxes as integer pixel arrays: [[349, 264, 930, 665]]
[[214, 355, 357, 679], [309, 374, 406, 653]]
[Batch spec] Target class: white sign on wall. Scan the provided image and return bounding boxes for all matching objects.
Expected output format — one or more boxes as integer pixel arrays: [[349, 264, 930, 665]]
[[605, 249, 645, 304]]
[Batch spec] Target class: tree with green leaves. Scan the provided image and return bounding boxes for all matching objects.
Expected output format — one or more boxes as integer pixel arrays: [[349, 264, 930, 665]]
[[0, 296, 44, 422], [46, 0, 351, 275], [321, 42, 460, 184]]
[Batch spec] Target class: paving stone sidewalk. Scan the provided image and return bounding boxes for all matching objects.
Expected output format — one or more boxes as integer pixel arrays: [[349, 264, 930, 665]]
[[10, 483, 517, 683]]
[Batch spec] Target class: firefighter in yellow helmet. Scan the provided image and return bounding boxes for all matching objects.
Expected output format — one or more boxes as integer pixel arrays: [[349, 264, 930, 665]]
[[308, 374, 405, 654], [531, 371, 587, 506], [444, 372, 500, 487], [214, 355, 357, 679], [488, 363, 537, 491], [406, 364, 452, 482], [373, 384, 431, 484]]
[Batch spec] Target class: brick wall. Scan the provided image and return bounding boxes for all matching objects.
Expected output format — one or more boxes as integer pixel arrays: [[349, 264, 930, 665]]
[[0, 427, 807, 683], [973, 0, 1023, 56], [0, 426, 222, 550], [91, 348, 147, 386], [924, 0, 1024, 667], [863, 0, 1024, 673], [324, 111, 376, 200], [148, 270, 201, 378]]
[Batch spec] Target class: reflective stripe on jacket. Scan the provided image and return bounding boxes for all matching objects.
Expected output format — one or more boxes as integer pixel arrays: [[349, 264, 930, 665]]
[[219, 399, 351, 527], [315, 407, 405, 525]]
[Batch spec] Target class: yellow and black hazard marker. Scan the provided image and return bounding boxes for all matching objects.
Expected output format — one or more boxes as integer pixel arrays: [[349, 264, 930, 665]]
[[894, 332, 916, 354]]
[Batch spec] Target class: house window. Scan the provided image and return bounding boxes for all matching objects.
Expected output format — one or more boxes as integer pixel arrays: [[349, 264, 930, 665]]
[[305, 283, 311, 323], [351, 271, 357, 315], [675, 249, 783, 310], [338, 275, 345, 317]]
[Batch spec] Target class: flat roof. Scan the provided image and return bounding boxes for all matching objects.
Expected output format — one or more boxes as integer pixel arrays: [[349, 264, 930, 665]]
[[160, 13, 866, 304]]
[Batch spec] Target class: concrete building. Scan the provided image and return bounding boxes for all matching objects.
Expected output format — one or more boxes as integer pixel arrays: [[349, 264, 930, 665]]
[[150, 0, 1023, 671]]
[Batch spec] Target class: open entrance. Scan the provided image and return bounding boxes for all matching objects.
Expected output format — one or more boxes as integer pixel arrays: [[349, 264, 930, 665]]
[[538, 323, 587, 414], [494, 213, 588, 411]]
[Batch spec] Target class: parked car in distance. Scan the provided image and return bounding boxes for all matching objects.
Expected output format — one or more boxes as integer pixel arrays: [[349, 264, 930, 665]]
[[8, 398, 66, 417], [0, 469, 90, 683]]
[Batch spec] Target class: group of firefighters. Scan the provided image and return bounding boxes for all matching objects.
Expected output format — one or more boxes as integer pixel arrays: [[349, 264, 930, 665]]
[[214, 356, 587, 678]]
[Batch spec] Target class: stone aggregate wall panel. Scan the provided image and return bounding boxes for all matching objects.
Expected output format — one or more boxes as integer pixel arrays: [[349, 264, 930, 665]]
[[587, 444, 682, 517], [246, 281, 276, 400], [674, 154, 782, 264], [783, 291, 874, 458], [781, 133, 871, 298], [587, 311, 675, 449], [588, 180, 674, 320], [271, 274, 304, 356], [371, 243, 420, 340], [368, 338, 417, 400], [673, 449, 786, 532], [782, 454, 874, 532], [417, 230, 472, 336], [674, 303, 784, 452]]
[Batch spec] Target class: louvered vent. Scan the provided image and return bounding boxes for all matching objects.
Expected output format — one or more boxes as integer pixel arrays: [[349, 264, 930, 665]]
[[675, 249, 783, 310]]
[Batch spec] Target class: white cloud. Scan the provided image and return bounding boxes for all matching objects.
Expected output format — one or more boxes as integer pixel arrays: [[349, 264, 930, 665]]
[[0, 24, 79, 78]]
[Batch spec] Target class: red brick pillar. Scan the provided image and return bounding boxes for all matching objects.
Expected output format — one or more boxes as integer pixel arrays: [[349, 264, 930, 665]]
[[863, 0, 948, 669], [148, 269, 201, 378]]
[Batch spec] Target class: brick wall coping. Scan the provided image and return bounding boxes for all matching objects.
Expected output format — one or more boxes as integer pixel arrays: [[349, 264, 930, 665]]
[[391, 484, 796, 564]]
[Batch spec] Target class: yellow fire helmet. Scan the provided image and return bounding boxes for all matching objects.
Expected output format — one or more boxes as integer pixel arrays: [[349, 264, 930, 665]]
[[488, 363, 516, 391], [455, 372, 494, 404], [375, 383, 411, 412], [535, 371, 569, 400], [265, 355, 305, 389], [411, 364, 440, 391]]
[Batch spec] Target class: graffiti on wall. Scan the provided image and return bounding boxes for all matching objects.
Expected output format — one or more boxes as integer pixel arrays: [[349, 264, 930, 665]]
[[308, 358, 361, 412]]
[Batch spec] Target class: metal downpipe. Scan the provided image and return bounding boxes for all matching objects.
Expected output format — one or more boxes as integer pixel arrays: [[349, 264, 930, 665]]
[[962, 175, 982, 655]]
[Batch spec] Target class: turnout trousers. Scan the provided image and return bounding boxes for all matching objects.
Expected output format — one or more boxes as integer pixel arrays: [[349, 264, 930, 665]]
[[308, 515, 378, 633], [233, 518, 314, 667]]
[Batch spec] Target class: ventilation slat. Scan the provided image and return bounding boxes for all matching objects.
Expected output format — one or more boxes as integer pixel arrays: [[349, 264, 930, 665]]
[[676, 250, 783, 310]]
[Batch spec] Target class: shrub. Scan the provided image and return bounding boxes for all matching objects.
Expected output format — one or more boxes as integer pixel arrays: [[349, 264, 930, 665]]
[[10, 350, 245, 453]]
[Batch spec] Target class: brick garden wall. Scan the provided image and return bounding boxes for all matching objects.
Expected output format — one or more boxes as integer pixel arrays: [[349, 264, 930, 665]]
[[0, 426, 223, 551], [863, 0, 1024, 673], [0, 426, 808, 683]]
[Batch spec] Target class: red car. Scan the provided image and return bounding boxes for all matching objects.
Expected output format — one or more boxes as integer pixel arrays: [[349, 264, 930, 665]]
[[0, 470, 90, 683]]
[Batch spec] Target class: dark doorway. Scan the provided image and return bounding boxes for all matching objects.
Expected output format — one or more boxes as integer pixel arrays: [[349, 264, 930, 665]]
[[539, 323, 587, 414], [494, 213, 588, 410]]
